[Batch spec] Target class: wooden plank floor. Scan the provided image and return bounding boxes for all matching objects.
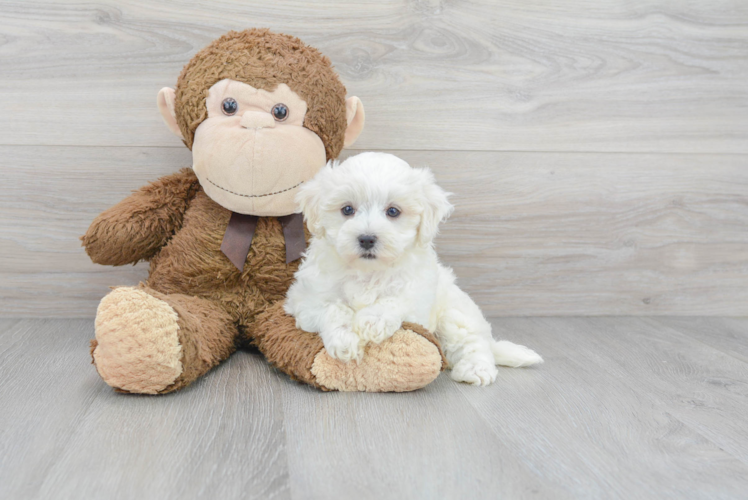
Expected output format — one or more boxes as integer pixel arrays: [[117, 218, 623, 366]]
[[2, 318, 748, 500]]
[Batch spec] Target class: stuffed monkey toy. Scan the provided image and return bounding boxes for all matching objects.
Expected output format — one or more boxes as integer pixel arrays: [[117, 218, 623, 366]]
[[82, 29, 446, 394]]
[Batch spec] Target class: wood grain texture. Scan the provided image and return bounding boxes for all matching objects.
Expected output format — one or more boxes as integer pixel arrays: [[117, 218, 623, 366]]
[[0, 320, 291, 500], [414, 150, 748, 316], [280, 375, 569, 500], [0, 319, 111, 500], [37, 352, 291, 500], [2, 146, 746, 317], [0, 0, 746, 152], [1, 1, 746, 315], [497, 317, 748, 465], [651, 316, 748, 364], [3, 318, 748, 499], [461, 318, 748, 499]]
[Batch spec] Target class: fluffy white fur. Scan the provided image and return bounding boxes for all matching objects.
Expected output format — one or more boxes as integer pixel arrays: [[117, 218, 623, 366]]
[[285, 152, 543, 386]]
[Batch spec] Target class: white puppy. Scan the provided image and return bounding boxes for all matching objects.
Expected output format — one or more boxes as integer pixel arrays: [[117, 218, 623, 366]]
[[285, 152, 543, 386]]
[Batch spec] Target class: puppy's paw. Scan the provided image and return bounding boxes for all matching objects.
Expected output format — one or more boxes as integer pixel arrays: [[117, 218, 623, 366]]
[[322, 327, 364, 363], [352, 309, 401, 344], [450, 357, 499, 386]]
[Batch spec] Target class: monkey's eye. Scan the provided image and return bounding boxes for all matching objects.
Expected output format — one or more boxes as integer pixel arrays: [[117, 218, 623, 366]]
[[341, 205, 356, 217], [222, 98, 238, 116], [386, 207, 401, 218], [272, 103, 288, 122]]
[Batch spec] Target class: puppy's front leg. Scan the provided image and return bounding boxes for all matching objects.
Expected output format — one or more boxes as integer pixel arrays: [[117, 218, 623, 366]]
[[318, 302, 365, 363], [352, 299, 404, 345]]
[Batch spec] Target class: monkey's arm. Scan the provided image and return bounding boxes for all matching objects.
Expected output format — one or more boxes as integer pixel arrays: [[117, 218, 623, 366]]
[[82, 168, 200, 266]]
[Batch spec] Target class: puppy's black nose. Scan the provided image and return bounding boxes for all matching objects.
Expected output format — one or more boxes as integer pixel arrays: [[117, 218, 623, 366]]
[[358, 235, 377, 250]]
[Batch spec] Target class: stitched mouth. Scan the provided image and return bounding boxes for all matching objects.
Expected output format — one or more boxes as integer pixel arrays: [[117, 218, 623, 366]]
[[361, 253, 377, 260], [206, 178, 304, 198]]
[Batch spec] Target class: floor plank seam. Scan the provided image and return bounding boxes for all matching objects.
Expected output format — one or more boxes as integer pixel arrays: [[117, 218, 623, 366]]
[[645, 318, 748, 367], [2, 143, 748, 156], [540, 317, 748, 469], [26, 320, 110, 500]]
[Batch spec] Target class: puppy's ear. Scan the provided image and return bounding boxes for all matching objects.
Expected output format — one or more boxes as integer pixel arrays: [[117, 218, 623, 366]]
[[416, 169, 454, 247], [296, 162, 335, 237]]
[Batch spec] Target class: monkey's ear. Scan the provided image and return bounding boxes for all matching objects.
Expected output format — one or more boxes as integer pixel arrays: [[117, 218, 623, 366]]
[[343, 97, 365, 148], [157, 87, 185, 140]]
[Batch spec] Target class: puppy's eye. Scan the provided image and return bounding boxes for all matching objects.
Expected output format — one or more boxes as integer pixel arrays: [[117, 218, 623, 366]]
[[272, 103, 288, 121], [222, 98, 238, 116], [386, 207, 401, 218], [341, 205, 355, 216]]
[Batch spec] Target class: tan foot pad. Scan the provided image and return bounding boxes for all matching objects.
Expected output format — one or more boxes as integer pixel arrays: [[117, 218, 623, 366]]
[[311, 326, 445, 392], [92, 287, 183, 394]]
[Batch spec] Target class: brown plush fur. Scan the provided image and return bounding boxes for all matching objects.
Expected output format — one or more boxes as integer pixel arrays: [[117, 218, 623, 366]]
[[145, 287, 237, 393], [253, 301, 327, 389], [85, 169, 302, 392], [84, 170, 446, 393], [144, 171, 301, 336], [175, 29, 348, 160], [82, 169, 200, 266], [83, 29, 445, 394]]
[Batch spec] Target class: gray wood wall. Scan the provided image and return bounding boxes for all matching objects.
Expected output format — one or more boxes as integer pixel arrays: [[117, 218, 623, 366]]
[[1, 0, 747, 317]]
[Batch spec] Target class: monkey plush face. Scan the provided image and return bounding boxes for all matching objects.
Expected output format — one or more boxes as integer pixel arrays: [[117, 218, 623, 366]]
[[156, 29, 365, 216], [191, 79, 326, 215]]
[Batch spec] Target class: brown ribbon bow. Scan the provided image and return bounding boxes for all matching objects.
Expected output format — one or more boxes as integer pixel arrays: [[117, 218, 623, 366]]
[[220, 212, 306, 271]]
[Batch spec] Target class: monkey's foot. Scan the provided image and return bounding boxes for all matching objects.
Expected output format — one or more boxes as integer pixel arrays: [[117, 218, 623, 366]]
[[254, 302, 446, 392], [311, 322, 447, 392], [91, 287, 183, 394]]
